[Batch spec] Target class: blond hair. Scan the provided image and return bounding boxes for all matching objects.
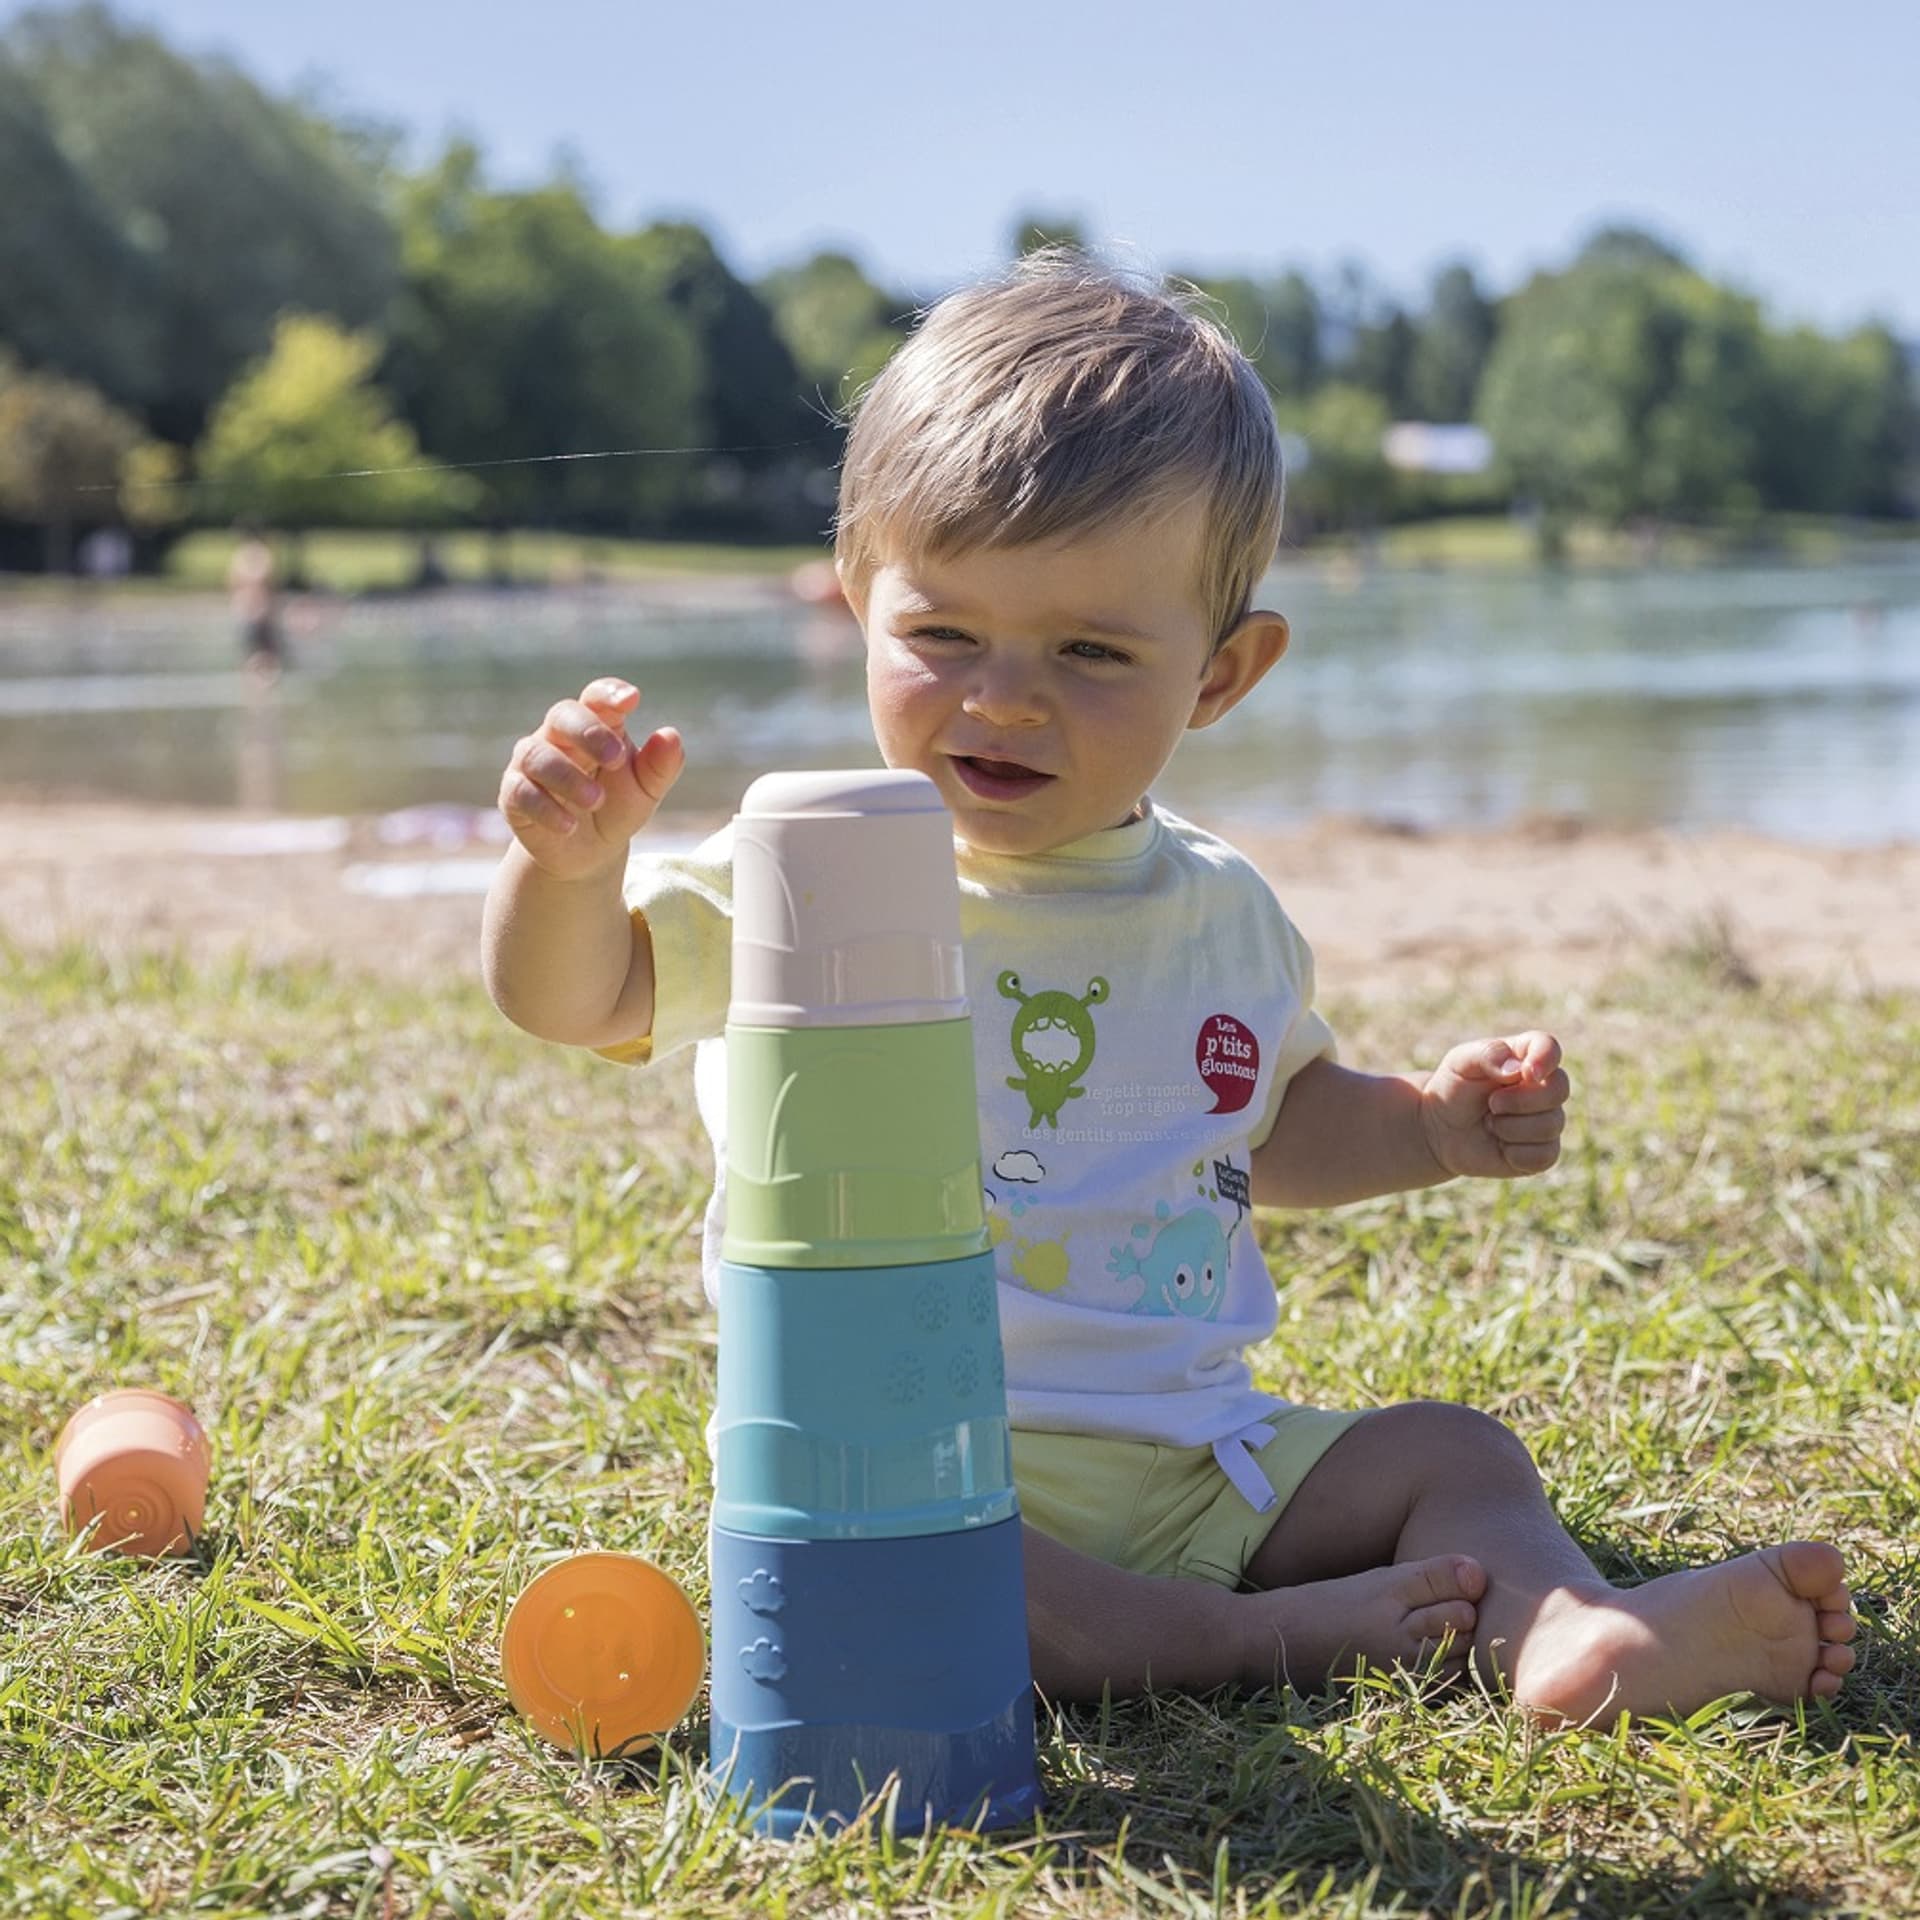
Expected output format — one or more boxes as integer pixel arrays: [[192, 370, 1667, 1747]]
[[833, 248, 1284, 651]]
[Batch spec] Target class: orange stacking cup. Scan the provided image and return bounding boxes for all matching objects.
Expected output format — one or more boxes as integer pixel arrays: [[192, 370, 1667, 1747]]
[[55, 1389, 210, 1557], [501, 1553, 705, 1758]]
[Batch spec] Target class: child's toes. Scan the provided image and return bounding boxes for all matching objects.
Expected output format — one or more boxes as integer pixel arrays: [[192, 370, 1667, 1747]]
[[1818, 1608, 1857, 1645], [1406, 1554, 1486, 1606], [1409, 1599, 1478, 1648], [1774, 1540, 1847, 1604]]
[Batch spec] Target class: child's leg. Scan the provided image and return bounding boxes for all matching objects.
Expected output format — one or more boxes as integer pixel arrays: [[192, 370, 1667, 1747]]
[[1243, 1402, 1856, 1721], [1020, 1520, 1484, 1702]]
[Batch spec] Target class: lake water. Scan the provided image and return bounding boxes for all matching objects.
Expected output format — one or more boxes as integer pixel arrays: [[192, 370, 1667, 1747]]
[[3, 554, 1918, 845]]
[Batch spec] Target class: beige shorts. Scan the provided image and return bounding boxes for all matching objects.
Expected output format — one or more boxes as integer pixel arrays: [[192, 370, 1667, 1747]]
[[1012, 1406, 1364, 1590]]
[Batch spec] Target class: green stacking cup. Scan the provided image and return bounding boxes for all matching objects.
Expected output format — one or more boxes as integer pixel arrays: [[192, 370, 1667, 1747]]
[[722, 1019, 990, 1270]]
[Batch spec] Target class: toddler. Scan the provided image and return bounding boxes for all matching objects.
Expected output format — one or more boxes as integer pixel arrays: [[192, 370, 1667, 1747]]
[[482, 250, 1853, 1720]]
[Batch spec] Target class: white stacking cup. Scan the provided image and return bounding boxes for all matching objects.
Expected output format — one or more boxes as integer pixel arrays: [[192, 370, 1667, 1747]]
[[730, 770, 966, 1029]]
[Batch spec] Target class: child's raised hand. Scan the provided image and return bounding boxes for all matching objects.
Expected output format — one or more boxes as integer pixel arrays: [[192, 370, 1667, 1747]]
[[1419, 1032, 1569, 1180], [497, 677, 685, 882]]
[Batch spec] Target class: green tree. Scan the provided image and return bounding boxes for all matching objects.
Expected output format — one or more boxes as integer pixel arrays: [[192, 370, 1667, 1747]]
[[1182, 270, 1322, 400], [5, 5, 398, 442], [758, 251, 911, 407], [622, 221, 823, 534], [1575, 224, 1692, 275], [1282, 383, 1393, 531], [1408, 262, 1497, 423], [1261, 270, 1325, 398], [0, 49, 163, 408], [118, 439, 189, 532], [197, 314, 477, 531], [1011, 212, 1091, 257], [1756, 323, 1916, 516], [0, 357, 164, 570], [1346, 306, 1419, 417], [1478, 254, 1768, 524], [624, 222, 815, 449], [384, 146, 702, 530]]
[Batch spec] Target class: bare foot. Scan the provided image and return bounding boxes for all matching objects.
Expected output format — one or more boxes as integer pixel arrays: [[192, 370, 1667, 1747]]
[[1241, 1554, 1485, 1691], [1507, 1540, 1857, 1724]]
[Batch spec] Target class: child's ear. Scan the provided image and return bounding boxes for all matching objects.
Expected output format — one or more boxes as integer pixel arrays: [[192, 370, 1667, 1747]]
[[833, 554, 865, 621], [1188, 611, 1289, 730]]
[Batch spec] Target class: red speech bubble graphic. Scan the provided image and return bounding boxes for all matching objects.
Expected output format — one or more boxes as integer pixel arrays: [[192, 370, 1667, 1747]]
[[1195, 1013, 1260, 1114]]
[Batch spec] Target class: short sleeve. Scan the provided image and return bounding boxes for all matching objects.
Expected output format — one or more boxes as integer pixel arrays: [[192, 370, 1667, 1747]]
[[593, 824, 734, 1068], [1249, 900, 1337, 1149]]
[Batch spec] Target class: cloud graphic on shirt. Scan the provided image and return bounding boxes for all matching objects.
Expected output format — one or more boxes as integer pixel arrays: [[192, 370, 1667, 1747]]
[[993, 1150, 1045, 1184]]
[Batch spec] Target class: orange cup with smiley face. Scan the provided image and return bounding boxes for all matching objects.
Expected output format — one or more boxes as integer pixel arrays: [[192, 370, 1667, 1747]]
[[55, 1390, 210, 1557]]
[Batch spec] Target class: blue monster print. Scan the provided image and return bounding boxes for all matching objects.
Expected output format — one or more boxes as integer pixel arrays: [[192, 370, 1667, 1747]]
[[1107, 1201, 1230, 1319]]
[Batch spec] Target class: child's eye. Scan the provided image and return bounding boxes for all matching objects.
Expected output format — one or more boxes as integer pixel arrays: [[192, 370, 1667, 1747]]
[[907, 626, 973, 644], [1067, 640, 1132, 665]]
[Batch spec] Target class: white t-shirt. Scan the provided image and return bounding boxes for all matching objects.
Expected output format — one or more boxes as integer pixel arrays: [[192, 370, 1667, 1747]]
[[604, 798, 1336, 1509]]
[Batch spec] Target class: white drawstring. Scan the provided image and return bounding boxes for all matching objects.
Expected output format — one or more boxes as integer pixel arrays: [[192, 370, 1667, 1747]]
[[1212, 1421, 1279, 1513]]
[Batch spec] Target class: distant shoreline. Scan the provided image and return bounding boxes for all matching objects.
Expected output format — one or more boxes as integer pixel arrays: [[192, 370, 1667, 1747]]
[[3, 514, 1916, 605]]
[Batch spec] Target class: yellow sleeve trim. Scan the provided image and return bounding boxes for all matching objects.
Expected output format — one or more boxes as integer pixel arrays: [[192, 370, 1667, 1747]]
[[592, 1033, 654, 1066], [590, 905, 655, 1064]]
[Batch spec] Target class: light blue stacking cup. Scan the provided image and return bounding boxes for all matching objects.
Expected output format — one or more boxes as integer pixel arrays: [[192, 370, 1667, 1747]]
[[712, 1250, 1016, 1540]]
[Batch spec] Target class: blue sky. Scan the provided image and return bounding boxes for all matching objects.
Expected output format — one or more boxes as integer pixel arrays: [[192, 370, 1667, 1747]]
[[21, 0, 1920, 331]]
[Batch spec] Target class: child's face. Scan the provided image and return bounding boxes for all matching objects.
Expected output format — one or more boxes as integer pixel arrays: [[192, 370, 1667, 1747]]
[[849, 498, 1287, 856]]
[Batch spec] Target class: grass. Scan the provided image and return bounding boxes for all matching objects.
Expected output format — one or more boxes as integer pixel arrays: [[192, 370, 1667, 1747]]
[[0, 531, 834, 601], [163, 529, 832, 595], [2, 939, 1918, 1917], [1361, 514, 1920, 571]]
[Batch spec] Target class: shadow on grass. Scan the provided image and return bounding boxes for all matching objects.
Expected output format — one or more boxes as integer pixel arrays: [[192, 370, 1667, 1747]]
[[1033, 1690, 1836, 1919], [1015, 1526, 1920, 1917]]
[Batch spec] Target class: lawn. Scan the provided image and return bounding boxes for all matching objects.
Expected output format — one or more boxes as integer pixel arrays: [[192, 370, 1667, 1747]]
[[2, 940, 1917, 1918], [162, 529, 832, 595]]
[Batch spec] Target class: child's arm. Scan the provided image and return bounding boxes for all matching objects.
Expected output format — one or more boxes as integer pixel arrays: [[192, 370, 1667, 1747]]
[[481, 677, 684, 1049], [1251, 1034, 1567, 1209]]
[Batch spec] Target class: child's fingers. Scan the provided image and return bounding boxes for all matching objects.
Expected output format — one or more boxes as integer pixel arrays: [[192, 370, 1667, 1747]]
[[1499, 1139, 1562, 1174], [1510, 1031, 1563, 1082], [1488, 1109, 1564, 1147], [1487, 1068, 1571, 1116], [542, 695, 632, 772], [577, 678, 643, 740], [499, 761, 580, 838], [580, 675, 640, 713], [514, 737, 604, 815], [628, 725, 685, 807], [1450, 1037, 1522, 1082]]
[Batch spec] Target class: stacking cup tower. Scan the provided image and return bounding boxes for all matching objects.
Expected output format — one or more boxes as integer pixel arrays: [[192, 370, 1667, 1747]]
[[707, 769, 1042, 1836]]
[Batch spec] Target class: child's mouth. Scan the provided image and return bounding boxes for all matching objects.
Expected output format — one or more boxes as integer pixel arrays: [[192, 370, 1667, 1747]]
[[951, 754, 1055, 800]]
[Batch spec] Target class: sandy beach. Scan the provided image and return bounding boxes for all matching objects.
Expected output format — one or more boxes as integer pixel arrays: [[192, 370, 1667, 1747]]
[[2, 797, 1914, 1001]]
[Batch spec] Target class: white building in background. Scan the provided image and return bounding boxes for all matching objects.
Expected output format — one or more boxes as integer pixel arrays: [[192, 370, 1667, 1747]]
[[1381, 423, 1495, 475]]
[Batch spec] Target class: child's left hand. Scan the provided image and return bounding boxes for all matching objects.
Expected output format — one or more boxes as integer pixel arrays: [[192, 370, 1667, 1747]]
[[1419, 1032, 1569, 1179]]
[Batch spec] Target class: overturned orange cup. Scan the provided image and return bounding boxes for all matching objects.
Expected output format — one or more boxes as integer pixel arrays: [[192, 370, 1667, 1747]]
[[56, 1389, 210, 1557], [501, 1552, 705, 1758]]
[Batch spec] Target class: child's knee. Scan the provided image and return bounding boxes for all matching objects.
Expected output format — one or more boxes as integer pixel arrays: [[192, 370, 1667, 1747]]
[[1378, 1400, 1539, 1485]]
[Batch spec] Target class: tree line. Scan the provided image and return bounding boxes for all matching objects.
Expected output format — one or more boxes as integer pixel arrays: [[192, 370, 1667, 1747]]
[[1, 5, 1914, 573]]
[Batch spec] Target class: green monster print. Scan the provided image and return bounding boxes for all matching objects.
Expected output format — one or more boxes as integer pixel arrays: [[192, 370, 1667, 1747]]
[[998, 970, 1109, 1128]]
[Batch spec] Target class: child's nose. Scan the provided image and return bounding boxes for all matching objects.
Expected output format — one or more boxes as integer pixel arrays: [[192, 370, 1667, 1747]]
[[961, 664, 1048, 727]]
